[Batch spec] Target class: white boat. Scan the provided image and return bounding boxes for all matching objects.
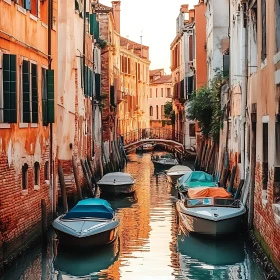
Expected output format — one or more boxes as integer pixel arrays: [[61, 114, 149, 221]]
[[53, 198, 120, 248], [165, 165, 192, 185], [137, 143, 155, 152], [176, 187, 246, 235], [97, 172, 136, 196], [151, 153, 179, 168]]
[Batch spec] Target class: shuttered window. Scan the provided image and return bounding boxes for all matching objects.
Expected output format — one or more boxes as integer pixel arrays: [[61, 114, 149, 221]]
[[22, 61, 38, 123], [110, 85, 115, 106], [1, 54, 17, 123], [95, 73, 101, 101], [89, 14, 99, 39], [84, 66, 93, 97], [261, 0, 267, 61]]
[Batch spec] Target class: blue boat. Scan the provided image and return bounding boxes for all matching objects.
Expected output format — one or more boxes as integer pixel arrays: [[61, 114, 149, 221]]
[[176, 171, 217, 192], [53, 198, 120, 248]]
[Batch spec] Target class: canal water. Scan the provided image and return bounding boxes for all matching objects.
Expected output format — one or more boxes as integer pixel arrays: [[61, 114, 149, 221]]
[[1, 152, 266, 280]]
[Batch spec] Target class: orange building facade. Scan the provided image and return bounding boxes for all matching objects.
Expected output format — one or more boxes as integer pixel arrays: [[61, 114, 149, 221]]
[[0, 0, 57, 263]]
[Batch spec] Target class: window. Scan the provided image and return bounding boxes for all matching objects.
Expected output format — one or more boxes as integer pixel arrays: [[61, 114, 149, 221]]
[[161, 88, 163, 97], [166, 88, 171, 98], [156, 105, 159, 119], [189, 123, 195, 137], [276, 0, 280, 52], [22, 60, 38, 123], [161, 105, 164, 119], [34, 161, 40, 185], [22, 163, 28, 190], [150, 88, 152, 98], [263, 122, 268, 190], [150, 106, 153, 116], [44, 161, 49, 181], [155, 88, 158, 98], [0, 53, 17, 123], [261, 0, 267, 61]]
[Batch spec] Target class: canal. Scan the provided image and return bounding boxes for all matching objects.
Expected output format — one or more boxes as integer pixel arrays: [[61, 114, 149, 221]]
[[1, 152, 266, 280]]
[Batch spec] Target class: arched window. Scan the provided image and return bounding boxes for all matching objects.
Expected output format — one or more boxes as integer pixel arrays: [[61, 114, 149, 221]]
[[150, 106, 153, 116], [34, 162, 40, 185], [156, 105, 159, 119], [22, 163, 28, 190]]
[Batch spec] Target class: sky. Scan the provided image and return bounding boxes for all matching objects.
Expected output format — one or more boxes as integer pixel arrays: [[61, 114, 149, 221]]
[[100, 0, 198, 74]]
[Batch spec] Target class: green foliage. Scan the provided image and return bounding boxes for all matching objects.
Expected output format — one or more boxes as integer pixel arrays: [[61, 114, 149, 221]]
[[164, 101, 175, 125], [96, 38, 107, 49], [187, 70, 228, 141]]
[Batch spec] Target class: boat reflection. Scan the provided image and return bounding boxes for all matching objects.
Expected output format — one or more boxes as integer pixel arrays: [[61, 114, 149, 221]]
[[177, 231, 245, 266], [54, 237, 120, 277]]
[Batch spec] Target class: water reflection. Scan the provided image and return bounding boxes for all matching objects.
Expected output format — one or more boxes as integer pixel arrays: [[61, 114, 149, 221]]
[[54, 238, 120, 278], [1, 151, 266, 280]]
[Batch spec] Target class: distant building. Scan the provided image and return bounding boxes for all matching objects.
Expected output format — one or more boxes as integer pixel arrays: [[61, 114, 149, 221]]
[[149, 69, 173, 129], [117, 37, 150, 138]]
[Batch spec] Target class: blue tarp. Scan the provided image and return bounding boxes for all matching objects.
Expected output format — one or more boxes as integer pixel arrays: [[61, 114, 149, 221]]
[[177, 171, 217, 191], [63, 198, 114, 219]]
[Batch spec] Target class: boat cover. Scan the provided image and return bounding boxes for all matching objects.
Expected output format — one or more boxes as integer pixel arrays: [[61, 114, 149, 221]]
[[63, 198, 114, 219], [188, 187, 231, 199], [98, 172, 135, 185], [166, 165, 192, 174], [177, 171, 217, 191]]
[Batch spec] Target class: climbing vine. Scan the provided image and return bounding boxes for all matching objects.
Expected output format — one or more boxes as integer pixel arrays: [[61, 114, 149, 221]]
[[164, 101, 175, 125], [187, 70, 228, 142]]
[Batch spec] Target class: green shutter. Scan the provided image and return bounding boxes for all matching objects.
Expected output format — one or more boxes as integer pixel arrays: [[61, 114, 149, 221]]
[[2, 54, 17, 123], [95, 73, 101, 101], [47, 69, 54, 123], [89, 14, 99, 39], [89, 68, 92, 97], [22, 60, 30, 123], [87, 67, 91, 97], [42, 68, 48, 126], [84, 65, 88, 96], [31, 64, 38, 123]]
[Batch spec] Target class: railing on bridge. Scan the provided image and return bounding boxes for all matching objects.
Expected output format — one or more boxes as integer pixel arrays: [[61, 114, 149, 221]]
[[121, 128, 186, 148]]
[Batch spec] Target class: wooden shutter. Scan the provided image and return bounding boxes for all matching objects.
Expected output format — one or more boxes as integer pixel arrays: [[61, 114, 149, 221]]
[[42, 68, 48, 126], [84, 65, 88, 96], [31, 63, 38, 123], [110, 85, 115, 106], [22, 60, 30, 123], [88, 68, 92, 97], [89, 14, 99, 39], [47, 69, 54, 123]]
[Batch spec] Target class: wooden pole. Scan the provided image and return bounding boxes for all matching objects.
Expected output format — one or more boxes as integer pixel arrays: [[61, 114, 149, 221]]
[[72, 156, 83, 200], [80, 159, 94, 197], [58, 165, 68, 213], [41, 199, 48, 237]]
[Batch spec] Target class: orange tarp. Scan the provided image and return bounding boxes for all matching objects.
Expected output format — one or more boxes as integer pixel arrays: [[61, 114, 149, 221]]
[[188, 187, 231, 199]]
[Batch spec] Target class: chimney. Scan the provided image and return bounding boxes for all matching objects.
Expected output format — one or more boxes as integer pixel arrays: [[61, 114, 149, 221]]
[[112, 1, 121, 34], [180, 4, 188, 13]]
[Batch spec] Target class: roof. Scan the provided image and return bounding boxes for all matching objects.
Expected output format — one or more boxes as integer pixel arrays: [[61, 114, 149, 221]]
[[150, 75, 172, 85], [63, 198, 114, 219], [149, 69, 164, 76], [95, 3, 113, 12], [120, 36, 148, 49]]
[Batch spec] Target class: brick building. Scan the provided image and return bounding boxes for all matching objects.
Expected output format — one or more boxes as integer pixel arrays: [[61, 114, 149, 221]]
[[0, 0, 57, 263]]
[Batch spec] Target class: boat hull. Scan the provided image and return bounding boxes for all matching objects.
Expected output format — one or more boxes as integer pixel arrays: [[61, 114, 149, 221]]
[[166, 174, 184, 185], [176, 202, 245, 235], [98, 183, 136, 196], [153, 161, 178, 169], [54, 227, 118, 248]]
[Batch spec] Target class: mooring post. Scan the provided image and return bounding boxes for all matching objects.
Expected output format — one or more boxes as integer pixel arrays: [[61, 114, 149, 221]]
[[41, 199, 48, 237], [72, 156, 83, 200], [58, 165, 68, 213]]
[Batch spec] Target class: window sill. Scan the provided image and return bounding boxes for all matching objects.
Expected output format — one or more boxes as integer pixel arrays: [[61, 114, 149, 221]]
[[273, 204, 280, 226], [0, 123, 11, 129], [261, 58, 267, 70], [262, 190, 268, 206], [273, 51, 280, 65], [34, 185, 40, 190], [3, 0, 11, 5], [30, 14, 38, 22], [45, 180, 50, 185], [41, 22, 48, 29], [21, 189, 28, 196], [19, 123, 29, 128], [30, 123, 38, 128], [17, 5, 27, 15]]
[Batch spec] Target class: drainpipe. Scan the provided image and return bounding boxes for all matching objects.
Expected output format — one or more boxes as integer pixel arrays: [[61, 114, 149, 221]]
[[48, 0, 54, 217], [240, 3, 248, 181]]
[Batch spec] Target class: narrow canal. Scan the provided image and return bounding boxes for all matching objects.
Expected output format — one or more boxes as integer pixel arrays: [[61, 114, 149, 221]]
[[1, 152, 267, 280]]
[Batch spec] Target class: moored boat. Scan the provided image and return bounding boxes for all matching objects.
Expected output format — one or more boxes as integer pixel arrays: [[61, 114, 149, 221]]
[[165, 165, 192, 185], [97, 172, 136, 196], [53, 198, 120, 248], [136, 143, 155, 152], [176, 187, 246, 235], [151, 153, 179, 168]]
